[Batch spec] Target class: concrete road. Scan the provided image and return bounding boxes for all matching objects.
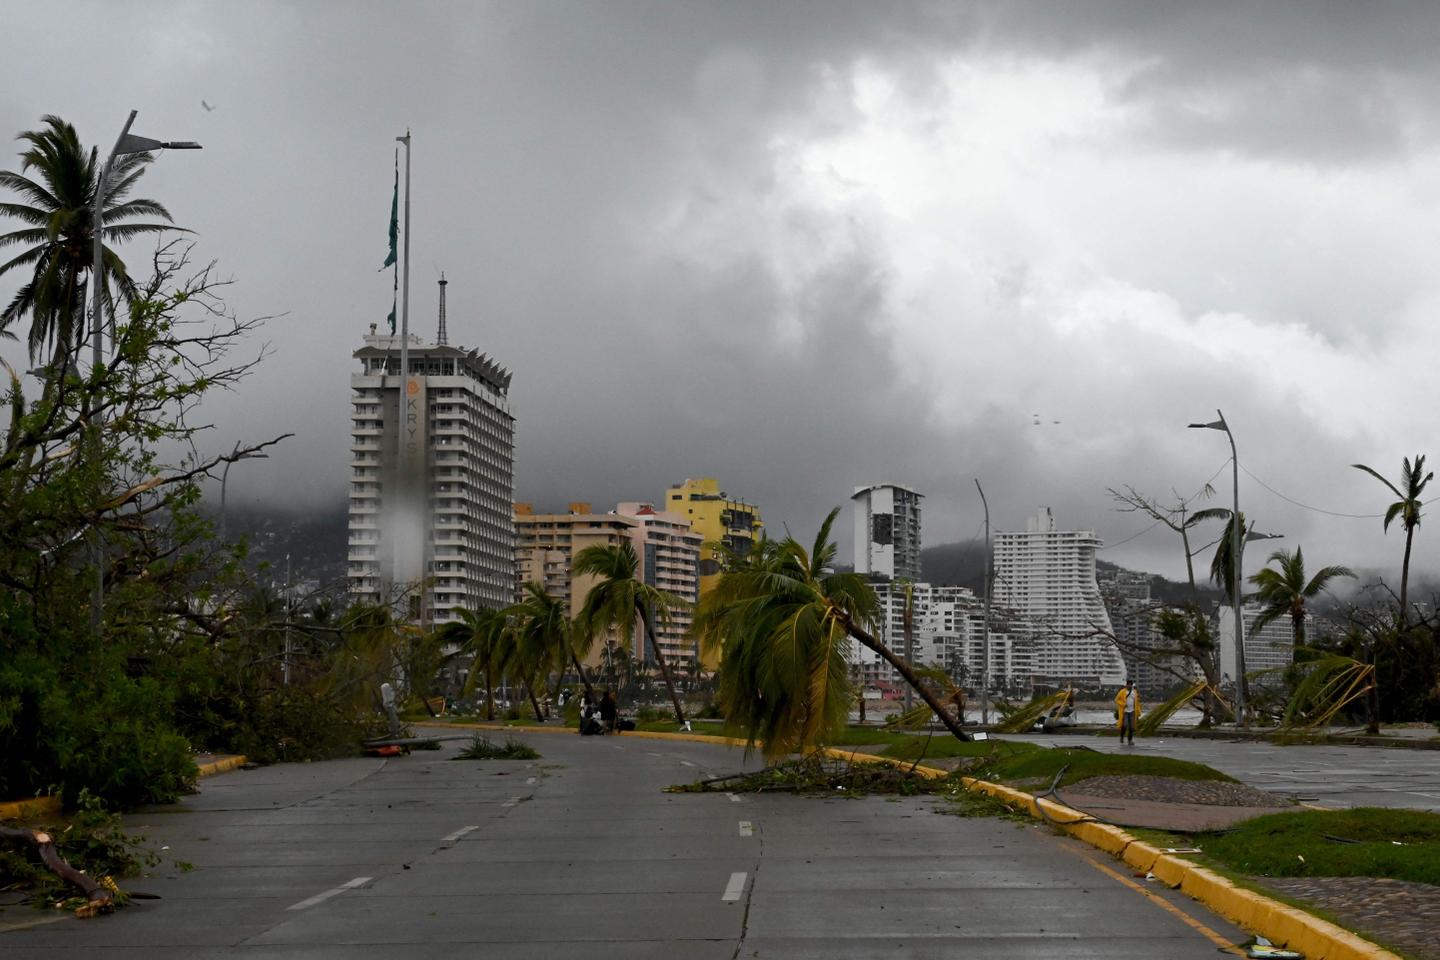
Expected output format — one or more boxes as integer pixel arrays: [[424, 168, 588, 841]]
[[1014, 731, 1440, 811], [2, 731, 1253, 957]]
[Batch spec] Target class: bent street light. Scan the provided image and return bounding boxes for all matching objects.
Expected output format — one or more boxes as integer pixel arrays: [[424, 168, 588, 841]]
[[1188, 410, 1248, 726], [89, 110, 202, 628]]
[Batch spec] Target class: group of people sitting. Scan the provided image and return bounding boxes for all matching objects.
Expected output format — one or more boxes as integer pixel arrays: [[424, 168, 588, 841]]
[[577, 689, 630, 736]]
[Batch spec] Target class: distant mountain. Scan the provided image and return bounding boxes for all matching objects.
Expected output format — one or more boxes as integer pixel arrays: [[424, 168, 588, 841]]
[[917, 541, 988, 592], [203, 500, 349, 587]]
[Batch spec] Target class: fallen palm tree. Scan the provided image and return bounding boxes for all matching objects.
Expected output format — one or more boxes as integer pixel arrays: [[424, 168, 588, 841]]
[[1280, 656, 1375, 729], [992, 691, 1072, 734], [1136, 680, 1230, 736]]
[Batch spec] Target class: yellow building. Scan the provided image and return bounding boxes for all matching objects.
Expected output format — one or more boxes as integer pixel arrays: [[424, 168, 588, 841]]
[[663, 478, 763, 667]]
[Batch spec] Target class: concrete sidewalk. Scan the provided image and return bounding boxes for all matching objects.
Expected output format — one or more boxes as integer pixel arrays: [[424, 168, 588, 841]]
[[1010, 731, 1440, 811]]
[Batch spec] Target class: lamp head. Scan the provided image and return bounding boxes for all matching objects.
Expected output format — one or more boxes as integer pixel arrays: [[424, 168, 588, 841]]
[[1188, 420, 1226, 430]]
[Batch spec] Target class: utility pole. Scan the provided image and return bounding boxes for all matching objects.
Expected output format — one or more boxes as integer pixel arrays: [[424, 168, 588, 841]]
[[283, 552, 292, 686], [975, 479, 992, 727]]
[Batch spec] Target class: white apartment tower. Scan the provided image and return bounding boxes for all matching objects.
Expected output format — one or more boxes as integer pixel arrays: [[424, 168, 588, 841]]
[[1216, 605, 1296, 691], [993, 507, 1126, 688], [347, 288, 515, 623], [852, 484, 923, 582]]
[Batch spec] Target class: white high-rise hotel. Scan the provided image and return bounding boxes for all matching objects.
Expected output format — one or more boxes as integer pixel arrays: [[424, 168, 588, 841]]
[[347, 282, 515, 623], [852, 483, 923, 582], [994, 507, 1126, 687]]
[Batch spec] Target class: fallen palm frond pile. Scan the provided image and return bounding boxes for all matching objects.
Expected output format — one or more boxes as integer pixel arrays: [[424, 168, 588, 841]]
[[453, 734, 540, 760], [666, 753, 958, 797]]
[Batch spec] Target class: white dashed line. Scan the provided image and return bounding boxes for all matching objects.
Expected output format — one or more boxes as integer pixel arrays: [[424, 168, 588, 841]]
[[738, 821, 753, 837], [680, 760, 696, 768], [502, 796, 523, 808], [722, 872, 747, 901], [439, 825, 479, 845], [287, 876, 371, 911], [526, 776, 537, 785], [726, 792, 742, 803]]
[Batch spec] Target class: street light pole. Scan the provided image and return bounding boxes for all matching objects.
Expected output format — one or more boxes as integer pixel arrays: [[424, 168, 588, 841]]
[[975, 478, 991, 726], [1188, 409, 1247, 726], [88, 110, 202, 629]]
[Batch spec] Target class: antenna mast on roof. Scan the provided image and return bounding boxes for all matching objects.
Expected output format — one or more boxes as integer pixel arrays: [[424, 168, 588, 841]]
[[436, 272, 449, 346]]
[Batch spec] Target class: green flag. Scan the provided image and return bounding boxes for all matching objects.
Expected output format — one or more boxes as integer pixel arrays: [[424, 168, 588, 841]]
[[381, 150, 398, 270]]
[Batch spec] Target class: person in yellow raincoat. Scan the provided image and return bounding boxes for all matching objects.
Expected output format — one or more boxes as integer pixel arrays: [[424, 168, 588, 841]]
[[1114, 679, 1140, 745]]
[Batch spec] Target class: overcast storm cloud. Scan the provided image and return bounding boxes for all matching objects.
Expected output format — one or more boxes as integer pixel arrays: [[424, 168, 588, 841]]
[[3, 1, 1438, 583]]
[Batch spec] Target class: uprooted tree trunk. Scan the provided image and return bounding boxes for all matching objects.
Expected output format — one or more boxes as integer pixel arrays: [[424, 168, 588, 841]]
[[0, 827, 115, 917], [640, 603, 686, 726], [841, 615, 971, 742]]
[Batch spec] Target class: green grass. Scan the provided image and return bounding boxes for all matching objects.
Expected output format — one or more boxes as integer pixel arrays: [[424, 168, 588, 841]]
[[877, 735, 1036, 761], [977, 745, 1236, 788], [1192, 808, 1440, 887]]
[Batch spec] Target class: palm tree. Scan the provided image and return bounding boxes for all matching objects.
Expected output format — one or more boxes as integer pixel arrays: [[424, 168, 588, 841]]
[[1353, 455, 1433, 628], [440, 607, 510, 720], [1249, 547, 1355, 650], [510, 582, 588, 719], [1194, 507, 1246, 604], [693, 508, 970, 759], [0, 115, 180, 363], [573, 541, 687, 725]]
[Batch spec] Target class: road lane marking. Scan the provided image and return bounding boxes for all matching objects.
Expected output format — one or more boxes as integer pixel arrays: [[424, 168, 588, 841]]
[[0, 914, 71, 933], [680, 760, 697, 768], [287, 876, 371, 911], [726, 792, 742, 803], [526, 776, 537, 785], [502, 796, 523, 808], [439, 825, 479, 845], [1062, 846, 1243, 956], [722, 872, 747, 901], [738, 820, 753, 837]]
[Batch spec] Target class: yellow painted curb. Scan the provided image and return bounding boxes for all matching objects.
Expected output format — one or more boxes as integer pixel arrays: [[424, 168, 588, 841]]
[[975, 784, 1402, 960], [196, 756, 247, 778], [0, 796, 60, 821], [1121, 839, 1163, 873], [1, 754, 245, 821]]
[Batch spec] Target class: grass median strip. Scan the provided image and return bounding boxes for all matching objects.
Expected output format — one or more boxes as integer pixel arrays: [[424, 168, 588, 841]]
[[1133, 808, 1440, 888]]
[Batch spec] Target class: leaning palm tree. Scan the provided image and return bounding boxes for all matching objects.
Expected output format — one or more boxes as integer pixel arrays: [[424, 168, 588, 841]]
[[0, 115, 180, 363], [573, 541, 687, 725], [440, 606, 510, 720], [1352, 455, 1433, 628], [1249, 547, 1355, 650], [693, 508, 970, 760], [509, 582, 586, 719]]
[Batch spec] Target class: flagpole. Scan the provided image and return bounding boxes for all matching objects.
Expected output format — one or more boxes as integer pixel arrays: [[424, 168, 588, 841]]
[[394, 130, 412, 593]]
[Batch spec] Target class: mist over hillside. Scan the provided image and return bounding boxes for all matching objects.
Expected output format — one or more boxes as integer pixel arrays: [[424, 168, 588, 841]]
[[206, 499, 1437, 618]]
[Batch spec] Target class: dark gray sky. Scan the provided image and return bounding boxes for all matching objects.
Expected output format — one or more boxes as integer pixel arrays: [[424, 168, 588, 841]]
[[4, 1, 1439, 582]]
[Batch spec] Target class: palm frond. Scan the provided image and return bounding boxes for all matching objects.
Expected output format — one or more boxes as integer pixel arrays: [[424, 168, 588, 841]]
[[1135, 680, 1210, 736], [992, 691, 1070, 734], [1352, 463, 1404, 501], [1280, 656, 1374, 729]]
